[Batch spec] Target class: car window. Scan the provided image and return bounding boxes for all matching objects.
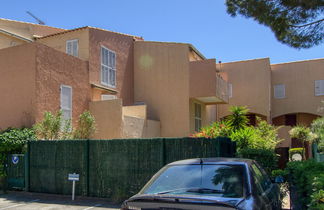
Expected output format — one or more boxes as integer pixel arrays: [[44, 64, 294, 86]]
[[251, 164, 271, 193], [141, 164, 246, 198]]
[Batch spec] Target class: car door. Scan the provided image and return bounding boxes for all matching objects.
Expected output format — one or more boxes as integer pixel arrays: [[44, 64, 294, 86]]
[[250, 163, 275, 210]]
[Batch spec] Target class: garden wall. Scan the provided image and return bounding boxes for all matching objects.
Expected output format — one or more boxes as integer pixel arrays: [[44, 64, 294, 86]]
[[27, 137, 235, 201]]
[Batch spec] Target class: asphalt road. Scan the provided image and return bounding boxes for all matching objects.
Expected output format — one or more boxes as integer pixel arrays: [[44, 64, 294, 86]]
[[0, 191, 120, 210]]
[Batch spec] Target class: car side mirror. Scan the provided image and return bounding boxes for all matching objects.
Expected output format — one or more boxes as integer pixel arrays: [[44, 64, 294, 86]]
[[274, 175, 284, 184]]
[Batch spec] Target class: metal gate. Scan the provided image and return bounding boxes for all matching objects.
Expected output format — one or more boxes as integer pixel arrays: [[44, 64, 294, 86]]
[[6, 154, 25, 190]]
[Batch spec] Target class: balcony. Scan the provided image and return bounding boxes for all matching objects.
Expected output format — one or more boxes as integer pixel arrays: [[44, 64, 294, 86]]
[[189, 59, 229, 104]]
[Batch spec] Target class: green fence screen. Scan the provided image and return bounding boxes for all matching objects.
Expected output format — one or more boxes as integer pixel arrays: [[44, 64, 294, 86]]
[[28, 137, 235, 201]]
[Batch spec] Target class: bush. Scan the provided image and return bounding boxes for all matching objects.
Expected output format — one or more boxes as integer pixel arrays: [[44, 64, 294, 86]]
[[238, 148, 279, 174], [0, 128, 35, 177], [285, 160, 324, 209], [73, 111, 96, 139]]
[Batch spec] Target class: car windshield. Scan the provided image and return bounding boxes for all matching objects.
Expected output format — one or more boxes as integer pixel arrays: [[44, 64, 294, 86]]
[[141, 164, 245, 198]]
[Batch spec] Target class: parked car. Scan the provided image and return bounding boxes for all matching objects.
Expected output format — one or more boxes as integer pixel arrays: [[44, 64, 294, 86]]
[[121, 158, 282, 210]]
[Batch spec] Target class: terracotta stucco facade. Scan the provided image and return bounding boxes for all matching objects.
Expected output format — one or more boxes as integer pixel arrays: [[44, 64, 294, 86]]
[[1, 18, 323, 144]]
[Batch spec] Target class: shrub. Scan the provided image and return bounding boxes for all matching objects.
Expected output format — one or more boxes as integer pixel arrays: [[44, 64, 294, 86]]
[[285, 160, 324, 209], [0, 128, 35, 177], [238, 148, 279, 174], [226, 106, 249, 131], [311, 117, 324, 153], [73, 111, 96, 139]]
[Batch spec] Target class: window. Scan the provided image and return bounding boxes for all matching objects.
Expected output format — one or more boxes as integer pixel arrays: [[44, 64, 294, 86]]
[[315, 80, 324, 96], [66, 39, 78, 57], [274, 84, 285, 99], [60, 85, 72, 126], [228, 83, 233, 98], [194, 103, 202, 132], [101, 46, 116, 87]]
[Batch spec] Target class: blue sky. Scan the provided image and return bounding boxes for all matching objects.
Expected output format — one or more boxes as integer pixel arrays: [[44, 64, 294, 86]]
[[1, 0, 323, 64]]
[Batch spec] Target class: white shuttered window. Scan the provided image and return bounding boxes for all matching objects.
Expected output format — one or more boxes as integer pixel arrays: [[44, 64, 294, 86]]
[[315, 80, 324, 96], [228, 83, 233, 98], [101, 46, 116, 87], [60, 85, 72, 123], [274, 84, 285, 99], [66, 39, 78, 57]]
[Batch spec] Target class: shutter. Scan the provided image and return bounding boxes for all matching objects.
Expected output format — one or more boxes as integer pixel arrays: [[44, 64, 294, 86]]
[[274, 84, 285, 99], [315, 80, 324, 96], [72, 40, 78, 57], [228, 83, 233, 98], [66, 41, 72, 55], [60, 85, 72, 120]]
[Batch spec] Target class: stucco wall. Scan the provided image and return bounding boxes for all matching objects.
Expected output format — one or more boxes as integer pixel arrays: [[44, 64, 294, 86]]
[[217, 58, 271, 120], [0, 44, 37, 129], [134, 41, 190, 137], [271, 59, 324, 118], [36, 28, 90, 60], [122, 105, 147, 119], [89, 99, 123, 139], [34, 43, 90, 126], [89, 28, 136, 106], [189, 59, 217, 98]]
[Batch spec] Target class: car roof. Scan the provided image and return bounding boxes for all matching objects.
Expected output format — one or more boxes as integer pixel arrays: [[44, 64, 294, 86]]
[[168, 158, 254, 166]]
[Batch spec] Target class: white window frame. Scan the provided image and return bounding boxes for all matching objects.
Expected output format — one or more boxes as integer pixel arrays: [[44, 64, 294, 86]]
[[60, 85, 72, 124], [194, 103, 202, 132], [315, 80, 324, 96], [101, 46, 116, 88], [66, 39, 79, 57], [274, 84, 286, 99]]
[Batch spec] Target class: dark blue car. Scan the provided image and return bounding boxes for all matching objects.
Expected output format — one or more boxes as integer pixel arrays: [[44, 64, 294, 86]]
[[121, 158, 282, 210]]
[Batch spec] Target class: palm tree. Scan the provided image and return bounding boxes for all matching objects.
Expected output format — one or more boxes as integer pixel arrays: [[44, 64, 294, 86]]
[[226, 106, 249, 131]]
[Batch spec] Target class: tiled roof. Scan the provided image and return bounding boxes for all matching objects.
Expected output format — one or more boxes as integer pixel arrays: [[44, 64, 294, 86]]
[[36, 26, 142, 40]]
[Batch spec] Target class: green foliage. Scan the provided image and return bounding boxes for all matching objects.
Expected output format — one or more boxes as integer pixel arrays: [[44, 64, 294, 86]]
[[238, 148, 279, 174], [226, 106, 249, 131], [229, 126, 257, 150], [193, 121, 231, 138], [226, 0, 324, 49], [289, 147, 305, 160], [33, 111, 69, 140], [73, 111, 96, 139], [33, 110, 96, 140], [311, 117, 324, 153], [0, 128, 35, 177], [254, 117, 282, 150], [285, 160, 324, 209], [289, 125, 317, 143]]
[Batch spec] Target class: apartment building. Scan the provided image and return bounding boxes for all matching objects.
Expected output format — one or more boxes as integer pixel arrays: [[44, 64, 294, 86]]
[[0, 18, 228, 139], [0, 18, 323, 152]]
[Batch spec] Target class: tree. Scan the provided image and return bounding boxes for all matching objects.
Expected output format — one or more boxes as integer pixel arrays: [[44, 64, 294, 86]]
[[226, 106, 249, 131], [226, 0, 324, 48]]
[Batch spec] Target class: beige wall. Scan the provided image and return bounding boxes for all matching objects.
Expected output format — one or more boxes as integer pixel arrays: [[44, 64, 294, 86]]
[[90, 99, 123, 139], [277, 126, 292, 148], [0, 44, 36, 129], [34, 43, 90, 126], [271, 59, 324, 118], [36, 28, 90, 60], [134, 41, 190, 137], [188, 49, 203, 61], [0, 18, 64, 39], [122, 105, 147, 119], [0, 33, 26, 50], [217, 58, 271, 120]]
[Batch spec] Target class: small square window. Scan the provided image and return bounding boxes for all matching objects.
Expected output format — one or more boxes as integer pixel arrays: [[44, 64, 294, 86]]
[[274, 84, 285, 99]]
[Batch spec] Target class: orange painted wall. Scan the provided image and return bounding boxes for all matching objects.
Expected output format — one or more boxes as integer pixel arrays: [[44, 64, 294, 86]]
[[89, 28, 137, 106], [0, 44, 36, 129]]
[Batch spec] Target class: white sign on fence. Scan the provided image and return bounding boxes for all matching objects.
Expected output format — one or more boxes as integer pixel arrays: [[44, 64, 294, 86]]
[[68, 173, 79, 181], [68, 173, 79, 200]]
